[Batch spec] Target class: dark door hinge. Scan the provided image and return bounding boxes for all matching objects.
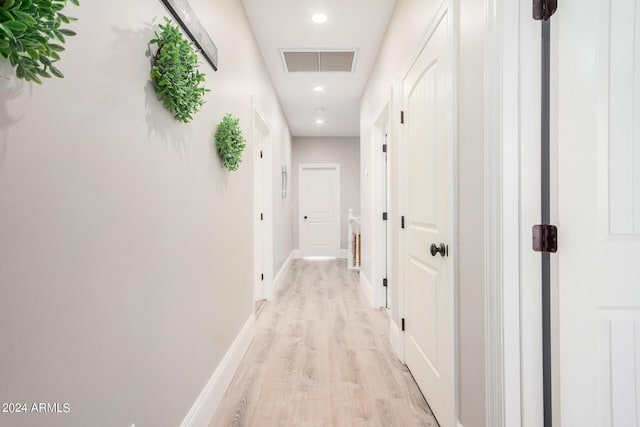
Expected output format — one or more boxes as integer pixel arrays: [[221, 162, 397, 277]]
[[261, 273, 264, 281], [260, 150, 263, 158], [400, 110, 405, 124], [383, 278, 388, 287], [533, 0, 557, 21], [260, 213, 264, 221], [401, 318, 405, 331], [532, 224, 558, 253], [382, 144, 387, 153], [382, 212, 388, 221], [401, 216, 405, 229]]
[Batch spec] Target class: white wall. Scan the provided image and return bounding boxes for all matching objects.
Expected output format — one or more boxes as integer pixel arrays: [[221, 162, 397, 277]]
[[0, 1, 291, 426], [360, 0, 487, 426], [291, 137, 360, 251]]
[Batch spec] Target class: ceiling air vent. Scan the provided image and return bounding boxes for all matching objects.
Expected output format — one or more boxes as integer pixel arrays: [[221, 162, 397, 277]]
[[281, 50, 356, 72]]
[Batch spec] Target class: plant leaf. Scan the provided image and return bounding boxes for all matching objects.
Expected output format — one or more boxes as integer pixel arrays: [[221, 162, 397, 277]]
[[11, 10, 37, 25], [48, 64, 63, 78], [3, 20, 27, 34], [0, 22, 16, 41], [48, 43, 64, 52], [58, 28, 75, 36]]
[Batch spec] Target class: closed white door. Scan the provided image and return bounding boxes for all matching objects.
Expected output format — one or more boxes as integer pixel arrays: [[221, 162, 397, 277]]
[[253, 126, 266, 302], [299, 164, 340, 257], [401, 10, 455, 427], [556, 0, 640, 424]]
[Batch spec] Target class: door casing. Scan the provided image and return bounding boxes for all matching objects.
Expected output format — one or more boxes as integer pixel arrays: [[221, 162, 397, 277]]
[[252, 105, 274, 302]]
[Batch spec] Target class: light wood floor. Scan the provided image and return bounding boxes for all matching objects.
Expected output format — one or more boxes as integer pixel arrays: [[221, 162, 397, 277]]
[[210, 259, 439, 427]]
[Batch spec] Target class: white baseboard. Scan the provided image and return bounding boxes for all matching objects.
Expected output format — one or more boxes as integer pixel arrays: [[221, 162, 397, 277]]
[[359, 272, 373, 306], [457, 421, 464, 427], [339, 249, 348, 259], [180, 314, 255, 427], [389, 317, 404, 362], [292, 249, 301, 259], [273, 251, 293, 293]]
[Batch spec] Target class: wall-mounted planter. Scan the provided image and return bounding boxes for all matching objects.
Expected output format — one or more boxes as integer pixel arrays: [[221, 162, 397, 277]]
[[0, 0, 79, 83], [215, 114, 246, 171], [149, 17, 209, 123]]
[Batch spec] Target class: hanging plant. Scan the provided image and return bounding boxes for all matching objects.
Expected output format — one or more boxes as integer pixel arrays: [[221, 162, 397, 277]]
[[0, 0, 79, 83], [215, 114, 246, 171], [150, 17, 209, 123]]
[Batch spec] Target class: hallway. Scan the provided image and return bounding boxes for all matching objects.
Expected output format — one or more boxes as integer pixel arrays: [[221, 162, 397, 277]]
[[210, 260, 438, 427]]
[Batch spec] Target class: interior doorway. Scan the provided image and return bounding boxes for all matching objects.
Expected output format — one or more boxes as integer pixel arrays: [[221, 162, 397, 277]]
[[373, 102, 391, 309], [400, 7, 456, 427], [253, 107, 273, 313]]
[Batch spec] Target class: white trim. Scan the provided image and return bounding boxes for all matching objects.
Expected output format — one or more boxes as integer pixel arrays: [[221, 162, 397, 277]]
[[359, 271, 373, 307], [449, 1, 461, 422], [273, 251, 294, 294], [252, 102, 274, 302], [484, 0, 505, 426], [339, 249, 349, 259], [180, 314, 255, 427], [292, 249, 302, 259], [372, 97, 392, 310], [298, 163, 341, 258], [389, 317, 404, 362], [457, 422, 464, 427]]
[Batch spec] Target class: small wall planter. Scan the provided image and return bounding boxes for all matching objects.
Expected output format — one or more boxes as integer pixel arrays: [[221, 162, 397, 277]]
[[215, 114, 246, 171]]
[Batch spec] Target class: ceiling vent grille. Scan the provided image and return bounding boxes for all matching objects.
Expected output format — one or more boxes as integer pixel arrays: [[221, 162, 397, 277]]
[[282, 50, 356, 72]]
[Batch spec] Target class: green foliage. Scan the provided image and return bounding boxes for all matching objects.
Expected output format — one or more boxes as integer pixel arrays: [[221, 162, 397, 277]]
[[0, 0, 79, 83], [150, 17, 209, 123], [215, 114, 246, 171]]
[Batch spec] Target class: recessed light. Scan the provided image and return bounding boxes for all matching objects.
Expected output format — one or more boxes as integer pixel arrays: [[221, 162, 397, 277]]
[[315, 119, 325, 125], [312, 13, 327, 24], [313, 85, 324, 92]]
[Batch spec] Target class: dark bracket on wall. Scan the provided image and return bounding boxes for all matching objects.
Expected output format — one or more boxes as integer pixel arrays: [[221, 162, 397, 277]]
[[160, 0, 219, 70], [533, 0, 557, 21]]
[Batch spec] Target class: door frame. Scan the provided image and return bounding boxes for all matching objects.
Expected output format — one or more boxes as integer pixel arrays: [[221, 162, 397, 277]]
[[396, 1, 459, 423], [298, 163, 341, 258], [252, 104, 274, 302], [372, 100, 391, 309], [483, 0, 547, 426]]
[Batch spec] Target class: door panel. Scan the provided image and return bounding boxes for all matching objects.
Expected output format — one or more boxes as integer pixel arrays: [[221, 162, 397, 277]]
[[299, 165, 339, 257], [556, 0, 640, 424], [253, 126, 265, 302], [402, 10, 454, 427]]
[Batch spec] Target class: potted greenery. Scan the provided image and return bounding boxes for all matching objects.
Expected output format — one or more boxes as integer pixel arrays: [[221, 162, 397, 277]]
[[215, 114, 246, 171], [149, 17, 209, 123], [0, 0, 79, 83]]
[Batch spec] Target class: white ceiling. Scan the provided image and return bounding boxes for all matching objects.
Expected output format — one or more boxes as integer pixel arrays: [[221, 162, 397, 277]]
[[241, 0, 397, 137]]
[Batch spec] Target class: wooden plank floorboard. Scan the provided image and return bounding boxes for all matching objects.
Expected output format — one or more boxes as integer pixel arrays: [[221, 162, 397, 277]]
[[209, 259, 439, 427]]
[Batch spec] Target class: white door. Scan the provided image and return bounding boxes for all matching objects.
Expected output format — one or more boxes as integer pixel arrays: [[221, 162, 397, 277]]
[[253, 126, 265, 302], [299, 164, 340, 257], [401, 10, 455, 427], [556, 0, 640, 424]]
